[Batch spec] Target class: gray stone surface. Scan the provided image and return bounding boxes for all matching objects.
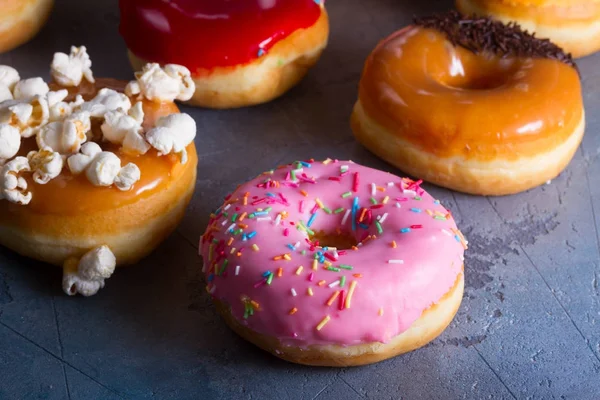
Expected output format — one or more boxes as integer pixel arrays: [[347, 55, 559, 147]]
[[1, 0, 599, 399]]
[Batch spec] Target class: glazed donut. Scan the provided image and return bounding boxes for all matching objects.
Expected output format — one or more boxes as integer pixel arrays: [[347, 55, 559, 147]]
[[456, 0, 600, 58], [351, 12, 584, 196], [0, 0, 53, 53], [200, 159, 466, 366], [0, 47, 198, 296], [119, 0, 329, 109]]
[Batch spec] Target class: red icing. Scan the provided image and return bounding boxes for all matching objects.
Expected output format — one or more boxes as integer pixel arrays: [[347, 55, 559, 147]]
[[119, 0, 323, 72]]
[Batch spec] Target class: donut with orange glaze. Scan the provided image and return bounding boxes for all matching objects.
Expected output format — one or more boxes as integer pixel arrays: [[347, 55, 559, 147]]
[[351, 12, 584, 196], [119, 0, 329, 109], [456, 0, 600, 58], [0, 48, 198, 296], [0, 0, 53, 53]]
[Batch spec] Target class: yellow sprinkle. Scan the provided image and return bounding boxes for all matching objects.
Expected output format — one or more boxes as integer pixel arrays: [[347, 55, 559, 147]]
[[230, 247, 237, 254], [289, 307, 298, 315], [323, 260, 332, 267], [391, 240, 397, 249], [312, 259, 318, 270], [227, 237, 234, 246], [277, 267, 283, 277], [326, 291, 340, 306], [315, 198, 324, 208], [345, 281, 358, 309], [382, 196, 389, 204], [426, 209, 434, 216], [316, 315, 331, 331], [250, 300, 260, 310], [323, 158, 332, 165], [239, 212, 247, 221], [252, 244, 260, 252], [283, 253, 292, 261], [243, 194, 249, 206], [307, 287, 314, 296], [378, 308, 384, 316], [318, 280, 326, 286], [295, 266, 304, 275], [300, 190, 308, 197]]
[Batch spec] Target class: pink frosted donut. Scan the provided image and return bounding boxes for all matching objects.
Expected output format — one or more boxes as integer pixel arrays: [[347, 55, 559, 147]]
[[200, 159, 466, 366]]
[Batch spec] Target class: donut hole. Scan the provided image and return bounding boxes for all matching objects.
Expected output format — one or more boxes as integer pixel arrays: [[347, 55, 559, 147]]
[[435, 47, 523, 91], [310, 230, 358, 250]]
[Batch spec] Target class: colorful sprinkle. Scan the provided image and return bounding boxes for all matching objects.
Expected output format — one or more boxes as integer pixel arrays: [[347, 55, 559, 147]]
[[316, 315, 331, 331]]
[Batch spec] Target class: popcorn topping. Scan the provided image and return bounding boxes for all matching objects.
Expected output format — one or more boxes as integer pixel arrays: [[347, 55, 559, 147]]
[[13, 77, 50, 101], [78, 88, 131, 117], [62, 245, 116, 297], [0, 124, 21, 161], [145, 113, 196, 164], [27, 148, 64, 184], [0, 157, 31, 205], [0, 65, 20, 90], [0, 96, 50, 138], [125, 63, 195, 102], [51, 46, 95, 87], [0, 85, 13, 103], [114, 163, 141, 191], [36, 110, 90, 155]]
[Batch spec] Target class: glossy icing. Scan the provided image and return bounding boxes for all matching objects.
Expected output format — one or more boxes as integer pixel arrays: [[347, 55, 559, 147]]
[[7, 79, 188, 216], [200, 160, 466, 347], [357, 26, 582, 161], [119, 0, 324, 71], [474, 0, 600, 24]]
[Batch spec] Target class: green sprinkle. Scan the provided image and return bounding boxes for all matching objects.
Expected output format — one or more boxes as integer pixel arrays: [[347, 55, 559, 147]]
[[323, 207, 333, 214], [219, 259, 228, 275], [339, 264, 353, 270], [222, 212, 228, 218], [434, 215, 446, 221], [267, 272, 274, 285], [341, 191, 352, 198], [265, 207, 272, 212], [326, 266, 341, 272], [370, 197, 378, 205], [340, 275, 347, 288], [231, 213, 238, 222], [248, 213, 256, 219], [334, 207, 345, 214], [233, 229, 243, 235], [376, 221, 383, 234], [301, 250, 307, 256], [291, 169, 297, 181], [415, 196, 422, 201], [212, 238, 219, 243]]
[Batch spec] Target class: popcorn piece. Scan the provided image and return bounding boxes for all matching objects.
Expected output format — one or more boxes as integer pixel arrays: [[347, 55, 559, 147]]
[[0, 66, 20, 90], [36, 111, 91, 154], [86, 151, 122, 186], [114, 163, 141, 191], [125, 63, 195, 102], [51, 46, 95, 87], [101, 102, 149, 155], [78, 88, 131, 117], [13, 77, 49, 101], [0, 123, 21, 161], [62, 245, 116, 297], [27, 148, 64, 184], [0, 156, 31, 205], [0, 95, 50, 138], [46, 89, 72, 121], [0, 85, 13, 103], [67, 142, 101, 175], [145, 113, 196, 164]]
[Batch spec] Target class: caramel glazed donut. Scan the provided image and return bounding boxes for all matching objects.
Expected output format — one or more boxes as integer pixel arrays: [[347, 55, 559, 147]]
[[0, 0, 54, 53], [201, 160, 467, 366], [351, 11, 584, 196], [0, 46, 198, 296], [119, 0, 329, 109], [456, 0, 600, 58]]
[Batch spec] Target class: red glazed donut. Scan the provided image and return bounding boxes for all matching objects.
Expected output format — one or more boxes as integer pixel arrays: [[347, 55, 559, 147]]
[[119, 0, 329, 109]]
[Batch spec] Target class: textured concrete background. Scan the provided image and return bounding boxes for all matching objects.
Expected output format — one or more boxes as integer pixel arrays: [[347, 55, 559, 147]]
[[1, 0, 600, 399]]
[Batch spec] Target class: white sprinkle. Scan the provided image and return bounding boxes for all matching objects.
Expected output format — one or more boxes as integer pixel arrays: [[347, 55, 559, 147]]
[[328, 280, 340, 288], [274, 214, 282, 226], [387, 259, 404, 264], [226, 223, 236, 232], [202, 263, 206, 273], [403, 189, 417, 196], [209, 285, 216, 294], [221, 219, 228, 226], [341, 165, 349, 172], [442, 229, 452, 236], [257, 217, 272, 222], [387, 182, 394, 187], [235, 265, 241, 275], [379, 212, 388, 224], [371, 182, 376, 196], [341, 209, 351, 225], [460, 255, 465, 261], [291, 288, 297, 296], [396, 202, 401, 208], [546, 180, 551, 185], [294, 241, 301, 249], [223, 204, 231, 211], [332, 250, 339, 259]]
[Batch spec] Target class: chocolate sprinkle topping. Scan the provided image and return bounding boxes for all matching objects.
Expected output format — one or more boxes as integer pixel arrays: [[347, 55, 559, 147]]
[[414, 11, 576, 69]]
